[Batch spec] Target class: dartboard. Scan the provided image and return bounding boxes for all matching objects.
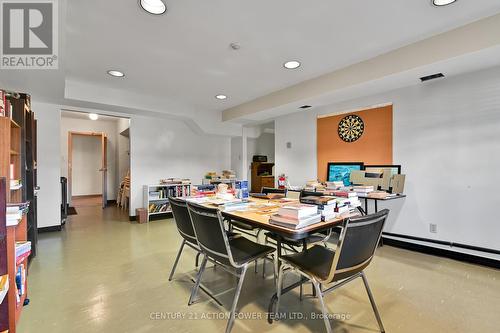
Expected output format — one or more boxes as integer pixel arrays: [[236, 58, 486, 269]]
[[338, 115, 364, 142]]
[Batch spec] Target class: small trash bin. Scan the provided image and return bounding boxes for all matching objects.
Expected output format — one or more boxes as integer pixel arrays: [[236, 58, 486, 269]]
[[136, 208, 148, 224]]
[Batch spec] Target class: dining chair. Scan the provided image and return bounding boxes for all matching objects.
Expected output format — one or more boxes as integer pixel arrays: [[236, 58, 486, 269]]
[[276, 209, 389, 333], [187, 202, 275, 333], [261, 187, 287, 195], [168, 196, 204, 282]]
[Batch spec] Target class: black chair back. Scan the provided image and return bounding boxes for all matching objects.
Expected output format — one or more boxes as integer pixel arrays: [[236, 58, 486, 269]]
[[299, 190, 323, 201], [327, 209, 389, 282], [187, 202, 232, 266], [169, 196, 197, 244], [262, 187, 286, 195]]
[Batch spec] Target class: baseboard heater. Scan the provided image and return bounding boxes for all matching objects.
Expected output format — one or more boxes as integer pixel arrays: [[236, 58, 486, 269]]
[[382, 232, 500, 269]]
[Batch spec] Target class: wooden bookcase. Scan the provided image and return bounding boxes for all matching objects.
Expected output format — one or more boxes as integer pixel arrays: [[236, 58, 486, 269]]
[[0, 115, 28, 333], [11, 95, 37, 259], [250, 162, 275, 193]]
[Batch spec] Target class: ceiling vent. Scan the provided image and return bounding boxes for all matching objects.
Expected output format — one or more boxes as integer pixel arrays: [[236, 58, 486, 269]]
[[299, 105, 312, 109], [420, 73, 445, 82]]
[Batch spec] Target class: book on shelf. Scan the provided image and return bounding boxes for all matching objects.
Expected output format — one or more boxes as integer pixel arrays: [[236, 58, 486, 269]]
[[269, 213, 322, 230], [15, 241, 31, 258], [148, 202, 170, 213], [15, 263, 26, 304], [0, 274, 8, 305]]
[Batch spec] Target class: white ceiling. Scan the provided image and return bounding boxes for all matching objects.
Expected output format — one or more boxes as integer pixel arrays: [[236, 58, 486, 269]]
[[65, 0, 500, 112], [2, 0, 500, 135]]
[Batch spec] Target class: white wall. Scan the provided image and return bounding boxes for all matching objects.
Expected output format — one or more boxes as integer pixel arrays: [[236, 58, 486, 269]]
[[71, 135, 102, 196], [275, 66, 500, 251], [129, 115, 231, 215], [34, 102, 61, 228], [116, 118, 130, 187], [60, 116, 119, 200], [231, 132, 275, 181]]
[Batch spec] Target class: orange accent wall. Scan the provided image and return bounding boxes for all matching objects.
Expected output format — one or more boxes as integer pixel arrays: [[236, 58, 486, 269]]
[[317, 105, 393, 181]]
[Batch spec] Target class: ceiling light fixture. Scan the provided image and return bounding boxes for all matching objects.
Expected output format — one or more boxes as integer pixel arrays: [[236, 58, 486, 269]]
[[89, 113, 99, 121], [283, 60, 301, 69], [107, 70, 125, 77], [215, 94, 227, 100], [432, 0, 457, 7], [139, 0, 167, 15]]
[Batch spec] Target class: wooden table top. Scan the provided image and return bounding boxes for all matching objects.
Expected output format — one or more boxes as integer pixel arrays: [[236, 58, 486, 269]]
[[196, 197, 357, 240]]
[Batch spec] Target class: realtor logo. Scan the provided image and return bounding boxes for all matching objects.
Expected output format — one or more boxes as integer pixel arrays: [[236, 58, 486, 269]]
[[1, 0, 58, 69]]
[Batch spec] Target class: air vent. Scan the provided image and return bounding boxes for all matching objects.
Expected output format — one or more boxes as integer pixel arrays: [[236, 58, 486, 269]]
[[420, 73, 445, 82], [299, 105, 312, 109]]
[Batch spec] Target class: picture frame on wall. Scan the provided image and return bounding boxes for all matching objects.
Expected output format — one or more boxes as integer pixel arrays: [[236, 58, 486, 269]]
[[327, 162, 364, 186]]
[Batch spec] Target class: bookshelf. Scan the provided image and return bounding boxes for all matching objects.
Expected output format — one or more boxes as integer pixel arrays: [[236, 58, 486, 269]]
[[250, 162, 275, 193], [0, 115, 29, 333], [143, 183, 191, 222], [10, 94, 37, 259]]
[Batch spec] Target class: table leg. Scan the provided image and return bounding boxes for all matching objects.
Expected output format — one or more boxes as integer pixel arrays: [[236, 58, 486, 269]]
[[267, 275, 309, 324], [364, 198, 368, 214], [375, 200, 378, 213]]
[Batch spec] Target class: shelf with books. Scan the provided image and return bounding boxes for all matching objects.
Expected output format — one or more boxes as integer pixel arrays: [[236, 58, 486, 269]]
[[0, 89, 33, 333], [143, 183, 191, 222]]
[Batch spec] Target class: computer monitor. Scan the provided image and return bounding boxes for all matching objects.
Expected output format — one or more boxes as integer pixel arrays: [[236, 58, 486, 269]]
[[327, 162, 364, 186]]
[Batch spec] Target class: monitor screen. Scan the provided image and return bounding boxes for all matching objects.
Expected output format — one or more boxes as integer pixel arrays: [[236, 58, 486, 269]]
[[327, 162, 364, 186]]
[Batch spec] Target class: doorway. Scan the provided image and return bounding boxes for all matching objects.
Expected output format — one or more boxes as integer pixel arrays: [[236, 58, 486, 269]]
[[68, 131, 108, 208]]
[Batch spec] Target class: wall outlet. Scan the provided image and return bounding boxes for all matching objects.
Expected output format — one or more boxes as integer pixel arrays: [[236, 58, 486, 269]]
[[429, 223, 437, 233]]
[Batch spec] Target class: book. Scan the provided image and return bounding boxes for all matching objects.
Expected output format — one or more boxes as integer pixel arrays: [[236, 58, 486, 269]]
[[269, 213, 322, 230], [277, 203, 318, 219], [300, 196, 337, 206], [353, 185, 374, 193], [15, 241, 31, 258], [330, 190, 358, 198], [367, 191, 390, 199], [0, 274, 8, 305]]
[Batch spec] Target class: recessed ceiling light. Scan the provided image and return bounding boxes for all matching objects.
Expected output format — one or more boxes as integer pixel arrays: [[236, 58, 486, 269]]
[[139, 0, 166, 15], [107, 70, 125, 77], [215, 94, 227, 100], [89, 113, 99, 121], [432, 0, 457, 6], [283, 60, 301, 69]]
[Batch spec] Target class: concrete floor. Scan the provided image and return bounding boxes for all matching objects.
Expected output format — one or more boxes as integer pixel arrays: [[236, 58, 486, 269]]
[[19, 205, 500, 333]]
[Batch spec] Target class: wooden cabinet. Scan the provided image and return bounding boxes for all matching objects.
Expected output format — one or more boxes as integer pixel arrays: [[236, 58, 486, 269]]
[[250, 162, 275, 193]]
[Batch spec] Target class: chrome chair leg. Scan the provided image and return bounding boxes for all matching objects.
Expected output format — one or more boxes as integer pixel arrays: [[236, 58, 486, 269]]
[[225, 264, 249, 333], [299, 281, 303, 301], [361, 272, 385, 333], [188, 254, 208, 306], [275, 264, 286, 316], [168, 239, 186, 281], [313, 280, 332, 333], [195, 251, 201, 267]]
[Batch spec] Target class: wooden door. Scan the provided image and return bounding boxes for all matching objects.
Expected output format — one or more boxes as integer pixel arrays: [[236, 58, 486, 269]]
[[101, 134, 108, 208]]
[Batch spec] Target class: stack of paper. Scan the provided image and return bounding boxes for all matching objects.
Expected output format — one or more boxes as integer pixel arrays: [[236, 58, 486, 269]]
[[6, 202, 29, 226]]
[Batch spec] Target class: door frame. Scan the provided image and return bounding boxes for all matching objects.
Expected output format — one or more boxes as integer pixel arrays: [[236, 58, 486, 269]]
[[67, 131, 108, 208]]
